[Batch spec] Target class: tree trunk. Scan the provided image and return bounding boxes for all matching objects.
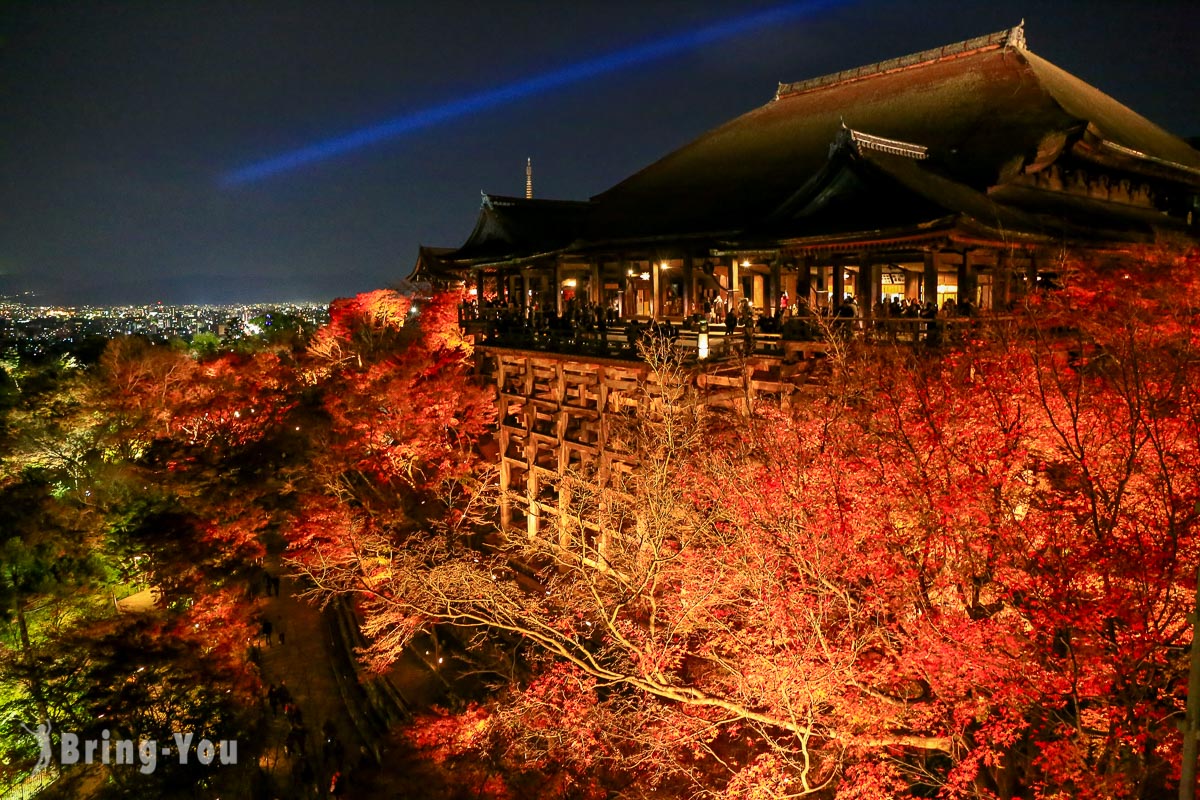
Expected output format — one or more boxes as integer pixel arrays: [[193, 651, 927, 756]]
[[15, 603, 51, 724]]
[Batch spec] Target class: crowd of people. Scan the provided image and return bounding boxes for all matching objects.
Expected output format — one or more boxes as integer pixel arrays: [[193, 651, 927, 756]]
[[701, 290, 976, 324], [457, 288, 979, 353]]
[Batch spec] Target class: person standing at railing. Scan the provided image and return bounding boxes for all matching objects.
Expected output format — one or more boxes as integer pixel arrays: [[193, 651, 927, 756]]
[[835, 294, 856, 338], [742, 308, 756, 352], [921, 300, 941, 346]]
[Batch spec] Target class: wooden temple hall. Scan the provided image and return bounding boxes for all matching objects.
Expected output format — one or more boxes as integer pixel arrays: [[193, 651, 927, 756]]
[[413, 23, 1200, 340], [409, 24, 1199, 542]]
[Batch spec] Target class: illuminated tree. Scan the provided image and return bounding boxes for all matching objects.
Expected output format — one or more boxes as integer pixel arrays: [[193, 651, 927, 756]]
[[292, 250, 1200, 798], [287, 288, 492, 554], [21, 594, 261, 800], [0, 358, 119, 792], [0, 327, 303, 794]]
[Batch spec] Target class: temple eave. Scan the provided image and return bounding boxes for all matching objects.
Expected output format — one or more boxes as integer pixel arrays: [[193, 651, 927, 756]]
[[775, 220, 960, 253]]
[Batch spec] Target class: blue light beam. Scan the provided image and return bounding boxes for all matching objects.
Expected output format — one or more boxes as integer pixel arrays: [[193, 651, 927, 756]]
[[220, 0, 843, 186]]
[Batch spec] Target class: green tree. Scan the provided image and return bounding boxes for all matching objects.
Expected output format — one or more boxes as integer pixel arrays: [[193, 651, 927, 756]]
[[188, 331, 222, 357]]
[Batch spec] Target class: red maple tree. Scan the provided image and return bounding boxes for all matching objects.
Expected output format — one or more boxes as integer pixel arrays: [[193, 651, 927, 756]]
[[290, 251, 1200, 798], [18, 225, 1198, 798]]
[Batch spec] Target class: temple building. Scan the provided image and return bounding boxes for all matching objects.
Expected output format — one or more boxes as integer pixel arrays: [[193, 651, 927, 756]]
[[412, 23, 1200, 324], [411, 23, 1200, 542]]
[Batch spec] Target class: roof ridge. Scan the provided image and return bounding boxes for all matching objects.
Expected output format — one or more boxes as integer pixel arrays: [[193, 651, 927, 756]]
[[481, 192, 590, 209], [775, 22, 1026, 100]]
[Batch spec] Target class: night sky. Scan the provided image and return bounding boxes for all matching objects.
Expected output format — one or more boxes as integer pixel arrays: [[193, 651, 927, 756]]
[[2, 1, 1197, 306]]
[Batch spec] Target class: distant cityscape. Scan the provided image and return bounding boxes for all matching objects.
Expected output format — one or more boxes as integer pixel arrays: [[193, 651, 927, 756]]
[[0, 292, 330, 358]]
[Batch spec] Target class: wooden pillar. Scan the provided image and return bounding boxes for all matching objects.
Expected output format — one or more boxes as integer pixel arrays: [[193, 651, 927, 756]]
[[590, 261, 602, 306], [499, 459, 512, 529], [730, 258, 741, 307], [596, 363, 611, 572], [956, 251, 968, 306], [922, 250, 938, 305], [555, 363, 571, 552], [958, 250, 978, 308], [683, 254, 694, 317], [497, 358, 512, 530], [558, 482, 573, 552], [858, 255, 878, 318], [526, 471, 539, 538], [770, 258, 783, 317], [994, 250, 1011, 310], [618, 255, 629, 318], [523, 358, 539, 539], [651, 260, 661, 320], [798, 257, 812, 307], [554, 262, 564, 316], [832, 256, 845, 307]]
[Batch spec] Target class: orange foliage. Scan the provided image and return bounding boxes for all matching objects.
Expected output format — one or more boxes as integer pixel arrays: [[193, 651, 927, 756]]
[[348, 251, 1200, 797]]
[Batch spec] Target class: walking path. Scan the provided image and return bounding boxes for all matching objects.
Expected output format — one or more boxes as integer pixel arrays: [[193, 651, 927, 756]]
[[252, 557, 363, 799], [248, 550, 452, 799]]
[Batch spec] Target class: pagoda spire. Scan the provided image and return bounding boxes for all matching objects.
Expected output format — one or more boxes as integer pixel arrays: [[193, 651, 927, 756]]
[[525, 158, 533, 199]]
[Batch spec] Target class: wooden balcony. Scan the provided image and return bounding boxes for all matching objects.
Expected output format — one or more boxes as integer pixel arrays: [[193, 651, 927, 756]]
[[463, 304, 1007, 364]]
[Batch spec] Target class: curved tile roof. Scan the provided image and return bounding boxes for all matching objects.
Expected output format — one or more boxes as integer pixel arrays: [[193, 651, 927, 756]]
[[584, 27, 1199, 243]]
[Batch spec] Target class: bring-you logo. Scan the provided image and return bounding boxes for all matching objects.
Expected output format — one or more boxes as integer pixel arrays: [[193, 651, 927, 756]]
[[17, 719, 237, 776]]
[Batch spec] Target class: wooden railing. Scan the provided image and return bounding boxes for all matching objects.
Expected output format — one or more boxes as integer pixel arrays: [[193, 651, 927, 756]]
[[463, 306, 1008, 362]]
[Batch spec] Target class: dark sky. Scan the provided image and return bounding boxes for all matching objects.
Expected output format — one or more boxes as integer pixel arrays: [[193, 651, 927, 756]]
[[2, 1, 1197, 306]]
